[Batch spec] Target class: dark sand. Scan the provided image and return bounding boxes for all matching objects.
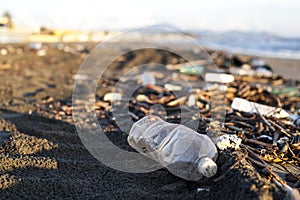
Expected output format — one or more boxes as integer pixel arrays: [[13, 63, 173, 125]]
[[0, 43, 298, 199], [262, 57, 300, 80]]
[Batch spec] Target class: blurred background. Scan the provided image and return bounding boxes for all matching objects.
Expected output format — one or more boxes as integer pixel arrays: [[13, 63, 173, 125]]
[[1, 0, 300, 58]]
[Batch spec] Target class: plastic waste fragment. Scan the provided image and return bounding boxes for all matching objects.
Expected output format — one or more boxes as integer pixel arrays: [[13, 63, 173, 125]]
[[197, 187, 210, 193], [141, 72, 156, 87], [251, 58, 265, 67], [229, 63, 272, 77], [178, 65, 204, 76], [205, 73, 234, 83], [216, 134, 242, 150], [73, 74, 88, 80], [187, 95, 196, 107], [164, 84, 182, 91], [270, 87, 299, 97], [231, 97, 289, 118], [103, 93, 122, 102]]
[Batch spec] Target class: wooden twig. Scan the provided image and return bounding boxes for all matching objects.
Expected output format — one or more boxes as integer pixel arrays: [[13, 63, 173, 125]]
[[268, 119, 292, 137], [253, 104, 276, 132]]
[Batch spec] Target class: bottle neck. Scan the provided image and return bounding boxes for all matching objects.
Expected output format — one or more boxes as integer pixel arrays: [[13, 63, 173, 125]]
[[197, 157, 217, 178]]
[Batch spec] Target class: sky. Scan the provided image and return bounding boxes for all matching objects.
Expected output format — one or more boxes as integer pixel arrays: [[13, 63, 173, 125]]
[[1, 0, 300, 37]]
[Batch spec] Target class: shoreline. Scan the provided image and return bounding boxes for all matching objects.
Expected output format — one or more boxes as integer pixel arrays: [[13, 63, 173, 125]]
[[202, 46, 300, 80], [0, 41, 299, 80]]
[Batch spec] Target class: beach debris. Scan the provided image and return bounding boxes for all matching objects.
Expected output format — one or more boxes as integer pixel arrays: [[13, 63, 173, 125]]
[[229, 64, 251, 76], [136, 94, 155, 104], [243, 147, 300, 200], [255, 66, 273, 76], [251, 58, 273, 75], [231, 97, 289, 118], [178, 65, 204, 75], [73, 74, 88, 80], [55, 43, 64, 50], [103, 93, 122, 102], [166, 60, 208, 70], [216, 134, 242, 150], [63, 45, 76, 54], [28, 42, 42, 51], [205, 73, 235, 83], [75, 44, 90, 53], [196, 187, 210, 193], [164, 83, 182, 91], [187, 94, 196, 107], [141, 72, 156, 87], [128, 115, 218, 181], [251, 58, 265, 67], [285, 187, 300, 200], [229, 62, 273, 77], [202, 83, 221, 91], [0, 48, 8, 55], [270, 87, 299, 97], [166, 96, 187, 107], [16, 47, 23, 54], [91, 52, 299, 190], [25, 47, 299, 195], [36, 49, 47, 56]]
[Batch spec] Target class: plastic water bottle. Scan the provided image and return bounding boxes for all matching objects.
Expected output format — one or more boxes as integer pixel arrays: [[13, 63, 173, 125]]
[[127, 115, 218, 181]]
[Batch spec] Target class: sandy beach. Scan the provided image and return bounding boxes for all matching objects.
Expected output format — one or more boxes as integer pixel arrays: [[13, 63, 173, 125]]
[[0, 42, 299, 199]]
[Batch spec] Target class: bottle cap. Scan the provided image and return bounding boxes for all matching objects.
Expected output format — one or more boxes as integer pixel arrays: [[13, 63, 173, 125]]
[[198, 157, 217, 178]]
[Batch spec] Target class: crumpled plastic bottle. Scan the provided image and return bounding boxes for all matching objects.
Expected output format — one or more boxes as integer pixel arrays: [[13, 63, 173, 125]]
[[127, 115, 218, 181]]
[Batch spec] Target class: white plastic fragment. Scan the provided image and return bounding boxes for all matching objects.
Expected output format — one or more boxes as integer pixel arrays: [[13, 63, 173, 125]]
[[251, 58, 265, 66], [231, 97, 289, 119], [141, 72, 156, 86], [202, 83, 220, 91], [37, 49, 47, 56], [277, 136, 289, 146], [229, 63, 272, 77], [164, 84, 182, 91], [0, 48, 8, 55], [255, 67, 273, 76], [187, 95, 196, 107], [103, 93, 122, 102], [229, 65, 253, 76], [73, 74, 88, 80], [197, 187, 210, 193], [257, 135, 273, 141], [28, 42, 42, 50], [216, 134, 242, 150], [218, 85, 228, 91], [202, 83, 227, 91], [205, 73, 234, 83]]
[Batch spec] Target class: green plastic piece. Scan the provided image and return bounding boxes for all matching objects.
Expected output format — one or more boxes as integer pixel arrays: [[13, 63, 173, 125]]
[[178, 65, 204, 76], [271, 87, 299, 97]]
